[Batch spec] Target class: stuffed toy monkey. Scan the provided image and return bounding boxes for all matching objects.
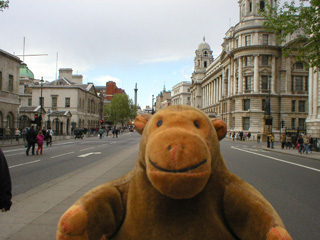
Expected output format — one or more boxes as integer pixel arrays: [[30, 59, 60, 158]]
[[57, 105, 292, 240]]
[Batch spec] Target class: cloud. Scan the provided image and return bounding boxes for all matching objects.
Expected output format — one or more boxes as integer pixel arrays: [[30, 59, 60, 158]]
[[138, 56, 182, 64]]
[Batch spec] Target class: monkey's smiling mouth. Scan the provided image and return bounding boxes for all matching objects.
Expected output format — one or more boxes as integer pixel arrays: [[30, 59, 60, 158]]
[[149, 158, 207, 173]]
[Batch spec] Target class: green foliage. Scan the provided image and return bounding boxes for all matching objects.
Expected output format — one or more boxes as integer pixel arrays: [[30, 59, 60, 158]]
[[104, 94, 137, 126], [260, 0, 320, 68], [0, 1, 9, 11]]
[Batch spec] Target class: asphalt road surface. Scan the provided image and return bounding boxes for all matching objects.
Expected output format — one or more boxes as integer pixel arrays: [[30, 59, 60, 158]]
[[2, 134, 319, 239]]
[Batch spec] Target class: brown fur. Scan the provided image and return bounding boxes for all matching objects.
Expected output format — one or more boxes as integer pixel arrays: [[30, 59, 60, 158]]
[[57, 105, 292, 240]]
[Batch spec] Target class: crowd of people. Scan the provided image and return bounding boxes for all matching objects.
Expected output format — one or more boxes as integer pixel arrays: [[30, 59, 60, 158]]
[[229, 131, 252, 141]]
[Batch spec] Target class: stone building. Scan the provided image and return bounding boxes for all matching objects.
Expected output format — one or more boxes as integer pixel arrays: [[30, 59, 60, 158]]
[[30, 68, 102, 135], [154, 86, 171, 112], [190, 0, 309, 140], [0, 49, 21, 136], [171, 81, 191, 106]]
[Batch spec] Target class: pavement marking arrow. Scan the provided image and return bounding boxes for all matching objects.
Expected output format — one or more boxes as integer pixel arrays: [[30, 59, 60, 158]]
[[78, 152, 101, 158]]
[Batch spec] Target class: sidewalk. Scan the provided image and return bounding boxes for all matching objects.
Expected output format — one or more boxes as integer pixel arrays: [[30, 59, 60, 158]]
[[226, 138, 320, 161], [0, 142, 139, 240]]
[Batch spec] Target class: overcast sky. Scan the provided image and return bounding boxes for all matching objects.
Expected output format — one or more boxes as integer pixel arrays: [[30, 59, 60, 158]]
[[1, 0, 240, 109]]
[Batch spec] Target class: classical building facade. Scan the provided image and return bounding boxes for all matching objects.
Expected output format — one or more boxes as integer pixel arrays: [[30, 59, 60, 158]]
[[0, 49, 21, 136], [30, 68, 102, 135], [155, 87, 171, 112], [191, 0, 309, 140], [171, 81, 191, 106]]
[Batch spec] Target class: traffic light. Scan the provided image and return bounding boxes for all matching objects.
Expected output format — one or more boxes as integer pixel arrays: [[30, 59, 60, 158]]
[[100, 120, 103, 125], [281, 120, 285, 128]]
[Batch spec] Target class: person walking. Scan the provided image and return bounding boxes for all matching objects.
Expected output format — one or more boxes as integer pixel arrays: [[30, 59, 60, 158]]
[[285, 135, 292, 149], [270, 133, 275, 149], [14, 128, 21, 142], [36, 131, 45, 155], [4, 127, 10, 141], [98, 128, 104, 139], [257, 133, 261, 143], [0, 148, 12, 212], [46, 128, 53, 146], [22, 127, 28, 144], [26, 126, 37, 156], [304, 135, 310, 154], [297, 135, 304, 154]]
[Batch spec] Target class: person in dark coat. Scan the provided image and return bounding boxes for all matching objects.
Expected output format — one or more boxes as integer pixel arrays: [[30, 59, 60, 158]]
[[0, 148, 12, 212], [26, 125, 37, 156]]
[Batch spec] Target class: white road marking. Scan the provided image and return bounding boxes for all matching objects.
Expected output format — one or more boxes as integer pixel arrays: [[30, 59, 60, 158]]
[[231, 146, 320, 173], [51, 152, 75, 159], [80, 147, 96, 152], [78, 152, 101, 158], [9, 160, 41, 169]]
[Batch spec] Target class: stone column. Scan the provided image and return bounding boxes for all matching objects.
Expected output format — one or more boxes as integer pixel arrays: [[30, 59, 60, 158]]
[[228, 67, 231, 96], [286, 58, 292, 93], [314, 70, 319, 116], [271, 56, 276, 93], [233, 58, 237, 94], [254, 54, 259, 93], [239, 57, 243, 93], [308, 67, 314, 118]]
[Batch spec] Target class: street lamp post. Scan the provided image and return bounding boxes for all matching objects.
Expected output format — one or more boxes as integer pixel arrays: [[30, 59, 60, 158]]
[[40, 77, 44, 129]]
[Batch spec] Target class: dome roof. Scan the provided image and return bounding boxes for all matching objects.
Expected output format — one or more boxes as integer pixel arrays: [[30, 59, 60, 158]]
[[198, 37, 211, 51], [20, 63, 34, 79]]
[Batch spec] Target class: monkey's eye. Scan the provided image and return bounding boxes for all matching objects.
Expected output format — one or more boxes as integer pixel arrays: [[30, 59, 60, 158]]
[[194, 121, 200, 129], [157, 120, 163, 127]]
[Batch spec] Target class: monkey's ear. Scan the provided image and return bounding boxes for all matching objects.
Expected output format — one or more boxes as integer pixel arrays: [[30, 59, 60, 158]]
[[211, 119, 227, 141], [134, 114, 152, 135]]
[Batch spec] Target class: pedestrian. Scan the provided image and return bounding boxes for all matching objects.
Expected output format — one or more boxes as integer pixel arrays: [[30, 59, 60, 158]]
[[46, 128, 53, 146], [14, 128, 21, 142], [281, 134, 286, 149], [248, 132, 251, 141], [285, 135, 292, 149], [270, 133, 274, 149], [4, 127, 10, 140], [115, 128, 119, 138], [112, 126, 117, 138], [232, 132, 235, 141], [0, 148, 12, 212], [308, 135, 313, 153], [22, 127, 28, 144], [239, 131, 244, 141], [26, 126, 37, 156], [297, 135, 304, 154], [257, 133, 261, 143], [304, 135, 310, 154], [99, 128, 104, 139], [36, 131, 45, 155]]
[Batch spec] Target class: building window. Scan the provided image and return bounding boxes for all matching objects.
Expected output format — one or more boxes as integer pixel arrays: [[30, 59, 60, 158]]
[[249, 1, 252, 12], [243, 99, 250, 111], [243, 117, 250, 130], [245, 76, 252, 91], [204, 61, 207, 68], [28, 98, 32, 106], [299, 101, 306, 112], [298, 118, 305, 130], [8, 75, 13, 92], [39, 97, 44, 107], [292, 100, 296, 112], [262, 99, 266, 111], [245, 56, 252, 66], [263, 34, 269, 45], [52, 96, 57, 110], [0, 71, 2, 90], [294, 76, 303, 91], [261, 55, 269, 66], [261, 76, 270, 90], [65, 97, 70, 108], [245, 35, 251, 46], [204, 51, 208, 57], [295, 62, 304, 69], [260, 1, 265, 11], [292, 118, 296, 129]]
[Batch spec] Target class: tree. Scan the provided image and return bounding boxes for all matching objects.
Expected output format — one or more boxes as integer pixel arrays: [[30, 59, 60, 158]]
[[104, 94, 137, 126], [260, 0, 320, 69], [0, 1, 9, 11]]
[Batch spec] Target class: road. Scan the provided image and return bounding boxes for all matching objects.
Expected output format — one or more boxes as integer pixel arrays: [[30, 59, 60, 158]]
[[2, 134, 320, 239], [221, 140, 320, 240], [3, 131, 140, 196]]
